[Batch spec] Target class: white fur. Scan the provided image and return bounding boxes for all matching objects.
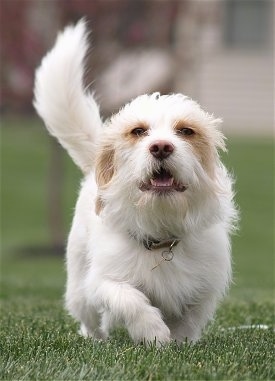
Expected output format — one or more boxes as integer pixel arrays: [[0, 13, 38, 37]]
[[34, 20, 101, 173], [34, 20, 238, 346]]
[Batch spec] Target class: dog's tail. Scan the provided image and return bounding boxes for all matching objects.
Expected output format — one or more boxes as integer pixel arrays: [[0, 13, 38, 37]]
[[33, 19, 102, 174]]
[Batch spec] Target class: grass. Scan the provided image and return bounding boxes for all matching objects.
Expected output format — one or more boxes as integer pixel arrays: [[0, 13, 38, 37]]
[[1, 116, 81, 250], [1, 117, 274, 380], [1, 302, 274, 380]]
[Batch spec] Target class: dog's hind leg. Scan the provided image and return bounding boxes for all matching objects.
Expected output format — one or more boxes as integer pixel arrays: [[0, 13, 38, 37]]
[[65, 194, 104, 339], [78, 308, 103, 339], [65, 275, 104, 339], [66, 275, 105, 339], [100, 310, 115, 339], [168, 298, 218, 343]]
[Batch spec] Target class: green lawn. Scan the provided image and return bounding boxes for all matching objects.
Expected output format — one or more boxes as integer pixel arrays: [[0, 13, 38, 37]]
[[1, 118, 274, 380]]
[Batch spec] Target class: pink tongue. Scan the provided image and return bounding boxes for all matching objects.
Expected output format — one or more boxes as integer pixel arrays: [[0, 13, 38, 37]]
[[151, 175, 173, 187]]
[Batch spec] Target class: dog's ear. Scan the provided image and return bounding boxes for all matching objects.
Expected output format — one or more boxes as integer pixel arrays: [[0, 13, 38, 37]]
[[95, 197, 104, 216], [95, 144, 115, 187], [95, 144, 115, 215]]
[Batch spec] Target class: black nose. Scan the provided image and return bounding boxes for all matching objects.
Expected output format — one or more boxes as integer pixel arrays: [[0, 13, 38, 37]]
[[149, 140, 175, 159]]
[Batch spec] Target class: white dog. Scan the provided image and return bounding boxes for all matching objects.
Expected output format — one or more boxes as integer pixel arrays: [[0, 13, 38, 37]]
[[34, 20, 237, 345]]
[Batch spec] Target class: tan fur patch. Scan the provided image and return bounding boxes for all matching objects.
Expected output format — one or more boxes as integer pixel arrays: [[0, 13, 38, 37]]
[[95, 144, 115, 215], [95, 196, 104, 215], [173, 120, 216, 177], [123, 122, 149, 145], [96, 145, 115, 187]]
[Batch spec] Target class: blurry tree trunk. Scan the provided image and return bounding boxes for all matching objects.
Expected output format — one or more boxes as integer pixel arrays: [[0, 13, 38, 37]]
[[48, 139, 65, 252]]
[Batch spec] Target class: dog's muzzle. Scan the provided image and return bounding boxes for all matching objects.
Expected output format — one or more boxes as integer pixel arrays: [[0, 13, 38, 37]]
[[139, 167, 187, 193]]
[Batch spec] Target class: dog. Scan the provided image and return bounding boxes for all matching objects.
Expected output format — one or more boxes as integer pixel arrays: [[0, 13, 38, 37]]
[[34, 20, 237, 345]]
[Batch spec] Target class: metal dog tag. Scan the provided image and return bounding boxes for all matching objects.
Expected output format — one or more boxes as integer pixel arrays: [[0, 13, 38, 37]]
[[151, 240, 176, 270], [161, 249, 174, 262]]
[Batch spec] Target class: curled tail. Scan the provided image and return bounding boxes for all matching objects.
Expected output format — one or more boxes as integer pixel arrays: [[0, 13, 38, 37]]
[[33, 19, 102, 174]]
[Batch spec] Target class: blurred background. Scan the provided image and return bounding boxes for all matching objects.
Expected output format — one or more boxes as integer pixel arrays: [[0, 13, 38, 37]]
[[1, 0, 274, 300]]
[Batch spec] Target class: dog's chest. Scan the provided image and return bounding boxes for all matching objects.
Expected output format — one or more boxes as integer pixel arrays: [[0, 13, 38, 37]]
[[93, 230, 214, 317], [130, 246, 208, 317]]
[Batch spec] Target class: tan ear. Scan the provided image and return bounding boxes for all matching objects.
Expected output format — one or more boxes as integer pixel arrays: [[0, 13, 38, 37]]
[[95, 196, 104, 215], [95, 145, 115, 215], [95, 145, 115, 187]]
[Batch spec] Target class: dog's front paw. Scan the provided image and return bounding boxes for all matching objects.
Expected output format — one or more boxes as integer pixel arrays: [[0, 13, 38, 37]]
[[128, 306, 171, 346]]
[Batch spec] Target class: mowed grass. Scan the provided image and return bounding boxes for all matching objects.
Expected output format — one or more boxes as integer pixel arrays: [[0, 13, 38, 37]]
[[1, 117, 274, 380]]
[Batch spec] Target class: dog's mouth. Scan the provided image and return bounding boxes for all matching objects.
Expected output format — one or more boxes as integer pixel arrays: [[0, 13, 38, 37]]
[[139, 167, 187, 193]]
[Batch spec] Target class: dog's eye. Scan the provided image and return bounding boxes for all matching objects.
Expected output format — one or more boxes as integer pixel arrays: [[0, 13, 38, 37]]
[[177, 127, 195, 136], [131, 127, 147, 136]]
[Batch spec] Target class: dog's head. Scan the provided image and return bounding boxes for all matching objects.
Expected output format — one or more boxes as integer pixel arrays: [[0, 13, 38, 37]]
[[95, 93, 228, 237]]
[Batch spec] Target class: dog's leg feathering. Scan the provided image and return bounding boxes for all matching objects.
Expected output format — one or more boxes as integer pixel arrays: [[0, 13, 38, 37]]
[[33, 19, 102, 173], [88, 277, 171, 346]]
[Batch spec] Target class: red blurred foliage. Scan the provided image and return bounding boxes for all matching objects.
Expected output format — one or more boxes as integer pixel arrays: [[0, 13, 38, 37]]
[[0, 0, 179, 114], [0, 0, 44, 112]]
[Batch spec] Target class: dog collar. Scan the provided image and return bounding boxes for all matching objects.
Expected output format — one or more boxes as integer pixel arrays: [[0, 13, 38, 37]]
[[129, 231, 180, 251], [143, 237, 181, 251]]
